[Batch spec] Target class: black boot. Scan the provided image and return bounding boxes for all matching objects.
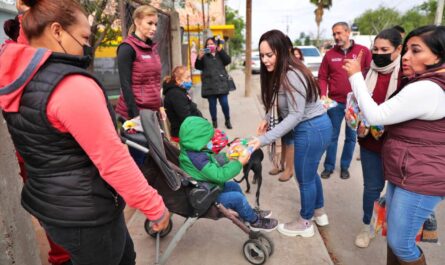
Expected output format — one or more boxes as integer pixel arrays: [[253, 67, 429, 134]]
[[398, 247, 426, 265], [212, 120, 218, 128], [387, 245, 401, 265], [225, 119, 232, 129]]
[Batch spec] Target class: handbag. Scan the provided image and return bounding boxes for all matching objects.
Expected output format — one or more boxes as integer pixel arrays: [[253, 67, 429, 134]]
[[227, 75, 236, 91]]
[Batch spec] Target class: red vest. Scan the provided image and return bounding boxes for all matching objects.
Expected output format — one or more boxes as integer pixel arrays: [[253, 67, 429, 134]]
[[115, 35, 162, 119], [382, 72, 445, 196]]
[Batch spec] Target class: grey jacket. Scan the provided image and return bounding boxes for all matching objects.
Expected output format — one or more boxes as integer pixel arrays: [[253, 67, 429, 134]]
[[259, 70, 326, 146], [195, 49, 231, 98]]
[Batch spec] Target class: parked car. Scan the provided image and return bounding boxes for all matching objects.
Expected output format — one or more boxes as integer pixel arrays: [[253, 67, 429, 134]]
[[297, 45, 323, 78], [243, 53, 261, 74]]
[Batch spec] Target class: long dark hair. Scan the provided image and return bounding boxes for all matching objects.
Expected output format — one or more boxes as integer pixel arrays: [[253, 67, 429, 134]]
[[21, 0, 86, 40], [402, 25, 445, 69], [375, 28, 402, 49], [259, 30, 319, 112], [3, 15, 20, 42]]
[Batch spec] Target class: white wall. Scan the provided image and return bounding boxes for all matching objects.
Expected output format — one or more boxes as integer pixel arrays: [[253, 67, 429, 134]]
[[0, 1, 17, 43]]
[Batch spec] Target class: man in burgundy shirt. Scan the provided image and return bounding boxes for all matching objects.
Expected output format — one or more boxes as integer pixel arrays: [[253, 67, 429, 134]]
[[318, 22, 371, 179]]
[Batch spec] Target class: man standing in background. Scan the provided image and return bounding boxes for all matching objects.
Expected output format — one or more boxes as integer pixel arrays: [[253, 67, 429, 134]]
[[318, 22, 372, 180]]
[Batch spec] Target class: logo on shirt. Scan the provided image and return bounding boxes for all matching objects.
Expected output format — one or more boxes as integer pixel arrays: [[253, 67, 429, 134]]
[[141, 55, 152, 59], [331, 58, 342, 62]]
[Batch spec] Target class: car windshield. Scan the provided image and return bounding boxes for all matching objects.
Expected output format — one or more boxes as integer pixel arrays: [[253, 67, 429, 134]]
[[300, 48, 320, 57]]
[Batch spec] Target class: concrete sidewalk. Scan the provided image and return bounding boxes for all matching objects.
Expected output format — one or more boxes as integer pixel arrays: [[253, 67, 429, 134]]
[[128, 69, 334, 265]]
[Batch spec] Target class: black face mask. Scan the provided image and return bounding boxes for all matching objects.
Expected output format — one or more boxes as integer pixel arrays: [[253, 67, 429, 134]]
[[372, 53, 393, 67], [59, 30, 93, 68]]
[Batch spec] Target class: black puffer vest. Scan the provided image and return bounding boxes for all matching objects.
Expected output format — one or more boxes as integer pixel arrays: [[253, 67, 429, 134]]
[[3, 53, 125, 227]]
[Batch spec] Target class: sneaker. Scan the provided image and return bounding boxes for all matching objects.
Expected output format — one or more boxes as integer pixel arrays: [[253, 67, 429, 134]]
[[277, 219, 314, 237], [355, 224, 374, 248], [250, 217, 278, 232], [340, 169, 350, 179], [254, 209, 272, 218], [320, 170, 333, 179], [312, 210, 329, 227], [212, 120, 218, 128]]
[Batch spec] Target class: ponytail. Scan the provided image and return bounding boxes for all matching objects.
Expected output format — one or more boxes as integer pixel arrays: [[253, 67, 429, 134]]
[[129, 5, 157, 36]]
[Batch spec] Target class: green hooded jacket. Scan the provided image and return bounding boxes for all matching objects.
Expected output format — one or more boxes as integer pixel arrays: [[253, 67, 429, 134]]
[[179, 116, 242, 187]]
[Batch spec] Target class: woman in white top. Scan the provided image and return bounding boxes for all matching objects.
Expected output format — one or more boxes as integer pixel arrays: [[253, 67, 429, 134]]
[[343, 25, 445, 265]]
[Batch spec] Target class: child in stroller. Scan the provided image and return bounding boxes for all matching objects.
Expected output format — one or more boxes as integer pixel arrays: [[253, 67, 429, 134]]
[[178, 116, 278, 232]]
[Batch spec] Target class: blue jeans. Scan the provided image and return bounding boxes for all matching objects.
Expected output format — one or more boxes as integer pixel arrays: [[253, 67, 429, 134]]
[[207, 94, 230, 121], [216, 181, 257, 223], [386, 182, 444, 262], [294, 114, 332, 219], [282, 130, 294, 145], [41, 213, 136, 265], [323, 103, 357, 171], [360, 147, 385, 225]]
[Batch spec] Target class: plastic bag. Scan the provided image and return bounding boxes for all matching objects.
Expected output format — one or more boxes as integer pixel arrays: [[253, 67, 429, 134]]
[[321, 97, 338, 110], [227, 138, 253, 159], [345, 92, 385, 139], [345, 92, 360, 130]]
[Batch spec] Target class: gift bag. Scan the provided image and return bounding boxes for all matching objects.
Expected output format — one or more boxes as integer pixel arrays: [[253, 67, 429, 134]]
[[370, 197, 386, 237], [371, 197, 424, 242]]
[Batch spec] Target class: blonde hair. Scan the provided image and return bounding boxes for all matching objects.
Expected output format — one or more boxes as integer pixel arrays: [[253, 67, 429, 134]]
[[164, 66, 188, 85], [128, 5, 158, 35]]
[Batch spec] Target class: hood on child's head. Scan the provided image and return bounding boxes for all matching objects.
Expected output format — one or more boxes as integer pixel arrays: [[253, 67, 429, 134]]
[[179, 116, 214, 151]]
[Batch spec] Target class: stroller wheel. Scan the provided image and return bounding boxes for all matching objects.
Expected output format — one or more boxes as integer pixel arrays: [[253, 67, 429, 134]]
[[257, 234, 274, 256], [144, 219, 173, 238], [243, 239, 269, 265]]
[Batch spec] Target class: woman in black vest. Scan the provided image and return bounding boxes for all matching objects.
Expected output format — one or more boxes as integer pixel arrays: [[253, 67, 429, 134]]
[[0, 1, 169, 264], [195, 36, 233, 129]]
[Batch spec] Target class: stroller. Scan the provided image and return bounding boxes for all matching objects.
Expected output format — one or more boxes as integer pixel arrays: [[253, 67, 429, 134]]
[[121, 110, 274, 265]]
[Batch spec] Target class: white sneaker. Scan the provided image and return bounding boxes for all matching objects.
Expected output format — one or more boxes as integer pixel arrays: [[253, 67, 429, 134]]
[[355, 224, 374, 248], [312, 214, 329, 227], [277, 221, 315, 238]]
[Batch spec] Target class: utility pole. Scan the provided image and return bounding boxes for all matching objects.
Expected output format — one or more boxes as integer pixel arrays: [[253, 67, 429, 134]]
[[435, 0, 445, 25], [244, 0, 252, 97]]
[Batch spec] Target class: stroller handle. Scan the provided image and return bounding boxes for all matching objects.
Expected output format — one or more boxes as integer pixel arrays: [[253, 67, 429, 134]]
[[121, 136, 149, 154]]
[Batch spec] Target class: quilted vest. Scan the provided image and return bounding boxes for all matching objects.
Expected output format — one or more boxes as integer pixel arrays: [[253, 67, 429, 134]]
[[3, 54, 125, 227], [115, 35, 162, 119]]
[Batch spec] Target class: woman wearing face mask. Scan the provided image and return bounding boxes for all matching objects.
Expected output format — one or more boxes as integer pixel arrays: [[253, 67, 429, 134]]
[[163, 66, 202, 143], [354, 28, 403, 248], [116, 5, 165, 165], [195, 37, 233, 129], [0, 1, 170, 264], [249, 30, 332, 237], [344, 25, 445, 265]]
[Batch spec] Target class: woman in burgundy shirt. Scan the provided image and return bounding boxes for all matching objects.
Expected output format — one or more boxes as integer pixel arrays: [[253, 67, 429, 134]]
[[354, 28, 402, 248]]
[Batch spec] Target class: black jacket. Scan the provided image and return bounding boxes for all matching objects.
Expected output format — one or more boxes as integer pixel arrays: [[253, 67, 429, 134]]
[[163, 81, 202, 137], [4, 53, 124, 227], [194, 49, 231, 97]]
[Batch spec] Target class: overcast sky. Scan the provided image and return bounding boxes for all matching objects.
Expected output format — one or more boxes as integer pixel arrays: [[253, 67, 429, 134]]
[[225, 0, 427, 46]]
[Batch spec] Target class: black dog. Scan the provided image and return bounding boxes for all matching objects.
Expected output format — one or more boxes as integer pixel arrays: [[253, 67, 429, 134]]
[[234, 149, 264, 208]]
